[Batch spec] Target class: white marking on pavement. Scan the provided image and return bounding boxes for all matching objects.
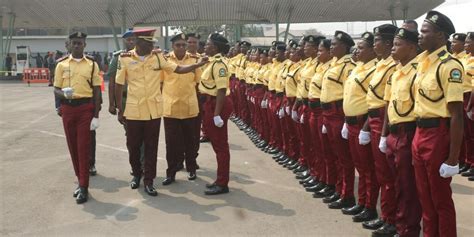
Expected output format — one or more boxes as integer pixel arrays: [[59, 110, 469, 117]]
[[107, 199, 141, 220], [97, 143, 128, 153], [39, 130, 65, 138], [1, 114, 50, 138]]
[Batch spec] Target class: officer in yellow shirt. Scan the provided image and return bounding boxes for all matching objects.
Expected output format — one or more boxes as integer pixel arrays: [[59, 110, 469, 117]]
[[198, 33, 233, 195], [383, 28, 422, 236], [255, 49, 272, 149], [341, 32, 379, 222], [161, 33, 202, 185], [462, 32, 474, 180], [412, 11, 464, 237], [115, 29, 207, 196], [53, 32, 102, 204], [235, 41, 252, 128], [319, 31, 356, 209], [361, 24, 398, 235]]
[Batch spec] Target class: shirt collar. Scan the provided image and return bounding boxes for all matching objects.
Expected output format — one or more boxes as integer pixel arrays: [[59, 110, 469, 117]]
[[68, 54, 86, 62], [209, 53, 223, 62], [398, 57, 418, 75]]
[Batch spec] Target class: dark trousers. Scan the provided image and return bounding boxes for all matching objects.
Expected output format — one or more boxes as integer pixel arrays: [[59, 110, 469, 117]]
[[296, 104, 312, 167], [269, 95, 283, 150], [126, 118, 161, 186], [90, 130, 96, 167], [412, 120, 456, 237], [61, 102, 93, 188], [203, 96, 233, 186], [387, 123, 422, 237], [164, 117, 199, 177]]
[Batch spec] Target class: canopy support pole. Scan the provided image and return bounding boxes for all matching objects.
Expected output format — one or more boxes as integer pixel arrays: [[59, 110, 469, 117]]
[[275, 5, 279, 42], [283, 7, 293, 43], [0, 14, 4, 73], [6, 13, 16, 56], [164, 22, 169, 50], [107, 11, 121, 51]]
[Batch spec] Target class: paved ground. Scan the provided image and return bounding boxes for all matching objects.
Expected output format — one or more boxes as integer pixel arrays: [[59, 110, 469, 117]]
[[1, 82, 473, 237]]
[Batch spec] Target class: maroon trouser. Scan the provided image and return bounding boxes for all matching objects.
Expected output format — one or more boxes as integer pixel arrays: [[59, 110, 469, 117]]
[[281, 97, 299, 160], [203, 96, 233, 186], [258, 90, 270, 142], [239, 82, 250, 124], [461, 92, 474, 165], [269, 94, 284, 150], [386, 122, 422, 237], [322, 100, 354, 199], [347, 116, 379, 209], [164, 117, 199, 177], [368, 107, 396, 224], [296, 103, 312, 167], [230, 77, 239, 114], [126, 118, 161, 186], [308, 99, 336, 184], [61, 102, 93, 188], [198, 93, 208, 139], [412, 118, 456, 237]]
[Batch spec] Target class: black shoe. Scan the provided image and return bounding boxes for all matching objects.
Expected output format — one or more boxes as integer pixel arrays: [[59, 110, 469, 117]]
[[287, 162, 299, 170], [296, 170, 311, 180], [204, 185, 229, 195], [206, 182, 217, 189], [307, 182, 326, 192], [269, 148, 280, 154], [162, 177, 175, 185], [372, 223, 397, 237], [461, 168, 474, 177], [89, 165, 97, 176], [130, 176, 141, 189], [323, 192, 340, 203], [299, 175, 314, 184], [293, 165, 307, 173], [188, 172, 197, 180], [342, 204, 364, 215], [468, 175, 474, 181], [353, 208, 378, 222], [272, 152, 284, 159], [73, 186, 80, 197], [276, 155, 288, 162], [144, 185, 158, 196], [283, 159, 296, 167], [328, 197, 356, 209], [363, 218, 385, 230], [75, 187, 88, 204], [277, 157, 290, 165], [200, 137, 210, 143], [314, 185, 335, 198], [459, 164, 469, 173], [303, 178, 318, 187]]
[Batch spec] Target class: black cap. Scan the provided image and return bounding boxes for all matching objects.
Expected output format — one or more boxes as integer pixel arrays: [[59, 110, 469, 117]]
[[467, 32, 474, 40], [395, 28, 419, 44], [424, 10, 455, 36], [452, 33, 467, 41], [334, 30, 355, 47], [170, 33, 187, 42], [208, 33, 229, 45], [304, 35, 326, 45], [69, 31, 87, 39], [374, 24, 397, 37], [240, 41, 252, 47], [186, 33, 201, 39], [288, 39, 298, 49], [360, 32, 374, 46]]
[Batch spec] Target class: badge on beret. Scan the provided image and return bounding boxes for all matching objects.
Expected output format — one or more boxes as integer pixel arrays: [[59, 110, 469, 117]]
[[398, 29, 405, 37], [77, 32, 82, 37], [430, 14, 438, 23], [181, 34, 186, 40], [375, 28, 379, 34], [337, 33, 343, 39], [308, 36, 314, 42], [448, 68, 462, 83], [219, 68, 227, 77], [363, 33, 370, 39]]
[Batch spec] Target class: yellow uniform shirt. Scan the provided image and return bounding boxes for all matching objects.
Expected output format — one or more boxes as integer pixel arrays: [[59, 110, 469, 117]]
[[236, 54, 247, 80], [199, 53, 230, 96], [274, 59, 291, 93], [115, 49, 178, 120], [54, 55, 101, 98], [343, 59, 377, 116], [454, 52, 472, 92], [268, 59, 283, 91], [162, 52, 201, 119], [320, 55, 356, 103], [228, 54, 240, 75], [255, 63, 270, 86], [465, 54, 474, 88], [285, 61, 303, 97], [308, 60, 331, 99], [414, 46, 464, 118], [385, 58, 418, 124], [367, 56, 397, 109], [245, 62, 257, 85], [298, 57, 318, 99]]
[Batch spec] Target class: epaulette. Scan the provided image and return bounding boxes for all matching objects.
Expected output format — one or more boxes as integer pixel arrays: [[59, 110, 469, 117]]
[[85, 55, 95, 61], [151, 48, 162, 54], [120, 52, 133, 57], [113, 50, 123, 56], [344, 57, 356, 66], [438, 50, 451, 63], [411, 62, 418, 69], [56, 55, 69, 63]]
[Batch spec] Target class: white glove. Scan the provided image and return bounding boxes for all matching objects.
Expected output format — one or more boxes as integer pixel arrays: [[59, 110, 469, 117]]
[[379, 136, 387, 153], [62, 87, 74, 99], [439, 163, 459, 178], [285, 106, 290, 115], [90, 117, 99, 130], [278, 107, 285, 119], [300, 113, 304, 124], [358, 130, 371, 145], [322, 125, 328, 134], [468, 110, 473, 120], [291, 110, 299, 122], [213, 115, 224, 128], [261, 100, 266, 108], [341, 123, 349, 139]]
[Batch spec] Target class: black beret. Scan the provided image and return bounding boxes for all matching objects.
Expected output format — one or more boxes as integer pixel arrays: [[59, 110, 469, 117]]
[[240, 41, 252, 47], [261, 49, 268, 56], [170, 33, 187, 42], [304, 35, 326, 45], [360, 32, 374, 46], [467, 32, 474, 40], [272, 41, 285, 49], [452, 33, 467, 41], [288, 39, 299, 49], [334, 30, 355, 47], [424, 10, 455, 36], [208, 33, 229, 45], [185, 33, 201, 39], [374, 24, 397, 37], [69, 31, 87, 39], [395, 28, 419, 44], [276, 44, 287, 51]]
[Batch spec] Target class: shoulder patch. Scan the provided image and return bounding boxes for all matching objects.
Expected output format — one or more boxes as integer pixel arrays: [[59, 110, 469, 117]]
[[120, 52, 133, 57], [219, 68, 227, 77], [85, 55, 95, 61], [56, 55, 69, 63], [448, 68, 463, 83]]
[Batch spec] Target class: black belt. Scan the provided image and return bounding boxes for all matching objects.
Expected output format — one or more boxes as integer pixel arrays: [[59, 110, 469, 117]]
[[345, 114, 368, 125], [308, 99, 321, 109], [416, 118, 450, 128], [301, 98, 309, 106], [253, 84, 264, 89], [61, 98, 92, 106], [389, 122, 416, 134], [275, 92, 284, 97], [321, 100, 343, 110], [368, 108, 382, 118]]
